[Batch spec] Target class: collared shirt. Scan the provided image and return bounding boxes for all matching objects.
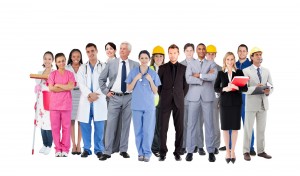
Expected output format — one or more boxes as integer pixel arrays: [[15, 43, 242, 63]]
[[169, 62, 179, 82], [224, 68, 236, 82], [111, 58, 130, 93], [125, 66, 161, 110], [252, 64, 262, 77], [236, 58, 252, 70]]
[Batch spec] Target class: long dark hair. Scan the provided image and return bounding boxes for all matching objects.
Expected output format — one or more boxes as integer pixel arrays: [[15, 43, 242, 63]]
[[67, 49, 83, 65]]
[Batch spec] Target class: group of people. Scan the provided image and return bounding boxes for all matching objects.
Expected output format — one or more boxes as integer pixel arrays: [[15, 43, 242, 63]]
[[33, 41, 273, 163]]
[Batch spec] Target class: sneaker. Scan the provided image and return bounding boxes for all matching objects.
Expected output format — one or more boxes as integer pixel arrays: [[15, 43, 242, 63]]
[[138, 155, 144, 161], [39, 146, 47, 154], [61, 152, 68, 157], [55, 152, 62, 157], [43, 147, 51, 155], [144, 157, 150, 162]]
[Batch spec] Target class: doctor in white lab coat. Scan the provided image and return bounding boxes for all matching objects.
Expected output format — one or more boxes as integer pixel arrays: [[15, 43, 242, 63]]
[[77, 43, 107, 158]]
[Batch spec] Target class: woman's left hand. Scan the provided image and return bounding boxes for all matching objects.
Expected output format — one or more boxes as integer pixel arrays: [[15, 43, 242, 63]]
[[145, 74, 153, 82]]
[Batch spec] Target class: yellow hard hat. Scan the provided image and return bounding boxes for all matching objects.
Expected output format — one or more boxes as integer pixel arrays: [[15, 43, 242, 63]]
[[206, 45, 217, 53], [152, 45, 165, 55], [249, 47, 263, 56]]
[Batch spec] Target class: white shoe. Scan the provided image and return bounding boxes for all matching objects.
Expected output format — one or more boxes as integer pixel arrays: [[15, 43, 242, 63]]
[[61, 152, 68, 157], [144, 157, 150, 162], [43, 147, 51, 155], [138, 155, 144, 161], [39, 146, 47, 154], [55, 152, 62, 157]]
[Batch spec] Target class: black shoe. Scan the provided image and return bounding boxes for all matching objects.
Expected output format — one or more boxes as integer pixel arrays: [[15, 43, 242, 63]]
[[153, 151, 160, 157], [219, 146, 226, 151], [225, 158, 231, 163], [96, 152, 103, 158], [193, 146, 198, 153], [214, 148, 219, 154], [250, 150, 256, 156], [178, 148, 186, 155], [208, 153, 216, 162], [99, 154, 111, 161], [199, 148, 206, 155], [120, 152, 130, 158], [174, 152, 182, 161], [231, 158, 236, 164], [185, 153, 193, 161], [81, 150, 89, 158], [159, 155, 166, 161]]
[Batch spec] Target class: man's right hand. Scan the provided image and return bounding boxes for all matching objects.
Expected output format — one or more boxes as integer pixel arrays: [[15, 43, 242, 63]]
[[107, 91, 114, 97]]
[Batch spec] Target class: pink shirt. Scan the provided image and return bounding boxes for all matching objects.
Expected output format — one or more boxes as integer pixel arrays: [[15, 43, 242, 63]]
[[47, 70, 76, 111]]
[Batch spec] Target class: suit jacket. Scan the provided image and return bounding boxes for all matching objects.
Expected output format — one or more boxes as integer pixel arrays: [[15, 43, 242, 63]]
[[98, 58, 140, 95], [214, 69, 248, 106], [158, 62, 189, 111], [243, 65, 273, 111], [185, 59, 217, 102]]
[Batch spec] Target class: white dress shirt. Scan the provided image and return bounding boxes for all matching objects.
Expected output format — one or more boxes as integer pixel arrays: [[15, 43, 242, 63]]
[[111, 58, 130, 93]]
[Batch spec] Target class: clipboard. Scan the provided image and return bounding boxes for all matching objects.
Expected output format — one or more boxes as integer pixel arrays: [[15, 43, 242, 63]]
[[251, 85, 270, 95]]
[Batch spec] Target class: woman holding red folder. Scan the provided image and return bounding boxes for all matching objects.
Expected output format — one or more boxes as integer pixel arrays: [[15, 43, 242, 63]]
[[214, 52, 248, 164]]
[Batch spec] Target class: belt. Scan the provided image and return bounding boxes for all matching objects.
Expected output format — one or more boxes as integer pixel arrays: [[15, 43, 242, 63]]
[[113, 92, 131, 96], [73, 87, 80, 90]]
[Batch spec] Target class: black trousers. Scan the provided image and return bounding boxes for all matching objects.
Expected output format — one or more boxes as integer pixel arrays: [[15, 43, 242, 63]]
[[159, 99, 183, 156], [151, 106, 160, 153]]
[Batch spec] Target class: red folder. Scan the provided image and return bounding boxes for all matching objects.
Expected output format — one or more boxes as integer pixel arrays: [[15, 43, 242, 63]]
[[231, 76, 249, 87]]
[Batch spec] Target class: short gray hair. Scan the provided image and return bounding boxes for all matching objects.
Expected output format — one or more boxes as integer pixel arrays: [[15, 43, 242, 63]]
[[121, 41, 132, 51]]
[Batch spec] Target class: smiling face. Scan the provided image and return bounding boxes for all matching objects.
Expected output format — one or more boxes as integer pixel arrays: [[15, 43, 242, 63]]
[[238, 46, 248, 60], [86, 46, 98, 61], [196, 44, 206, 59], [225, 54, 235, 69], [251, 51, 263, 66], [56, 56, 66, 70], [105, 44, 116, 58], [71, 51, 81, 65], [153, 54, 164, 66], [43, 53, 53, 68], [139, 53, 150, 66], [168, 48, 179, 64]]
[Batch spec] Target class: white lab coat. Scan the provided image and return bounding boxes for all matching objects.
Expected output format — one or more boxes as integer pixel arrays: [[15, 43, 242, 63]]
[[77, 61, 107, 123]]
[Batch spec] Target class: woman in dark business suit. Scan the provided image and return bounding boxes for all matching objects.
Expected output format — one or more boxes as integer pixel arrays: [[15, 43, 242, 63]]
[[214, 52, 248, 164]]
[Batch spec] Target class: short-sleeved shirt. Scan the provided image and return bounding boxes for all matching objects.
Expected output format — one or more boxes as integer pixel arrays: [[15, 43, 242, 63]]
[[47, 70, 76, 111], [125, 66, 161, 111]]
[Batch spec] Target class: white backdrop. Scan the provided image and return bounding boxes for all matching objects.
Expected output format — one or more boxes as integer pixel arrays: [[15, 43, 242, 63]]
[[0, 0, 299, 175]]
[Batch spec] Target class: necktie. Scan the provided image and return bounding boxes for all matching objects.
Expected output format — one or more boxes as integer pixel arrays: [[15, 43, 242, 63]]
[[121, 61, 126, 93], [172, 64, 176, 82], [257, 68, 262, 83]]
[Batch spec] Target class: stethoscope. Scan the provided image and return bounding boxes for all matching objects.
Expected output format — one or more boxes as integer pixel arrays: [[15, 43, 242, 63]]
[[85, 60, 103, 77], [84, 60, 103, 86], [138, 66, 149, 82]]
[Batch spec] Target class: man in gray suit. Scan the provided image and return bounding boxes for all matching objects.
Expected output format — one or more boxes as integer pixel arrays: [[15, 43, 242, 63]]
[[98, 42, 139, 161], [180, 43, 199, 155], [185, 43, 218, 162], [206, 45, 222, 155], [243, 47, 273, 161]]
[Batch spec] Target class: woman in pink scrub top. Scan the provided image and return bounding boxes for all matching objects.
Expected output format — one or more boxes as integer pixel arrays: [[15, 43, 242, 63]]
[[48, 53, 75, 157]]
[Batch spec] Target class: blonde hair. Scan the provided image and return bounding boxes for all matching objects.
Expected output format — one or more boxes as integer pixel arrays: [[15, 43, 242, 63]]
[[222, 52, 237, 71]]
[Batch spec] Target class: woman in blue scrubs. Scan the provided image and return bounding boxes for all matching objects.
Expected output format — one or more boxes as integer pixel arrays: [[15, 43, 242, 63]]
[[126, 50, 161, 162]]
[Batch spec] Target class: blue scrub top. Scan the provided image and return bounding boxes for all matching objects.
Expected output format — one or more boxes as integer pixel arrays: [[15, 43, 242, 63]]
[[125, 66, 161, 111]]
